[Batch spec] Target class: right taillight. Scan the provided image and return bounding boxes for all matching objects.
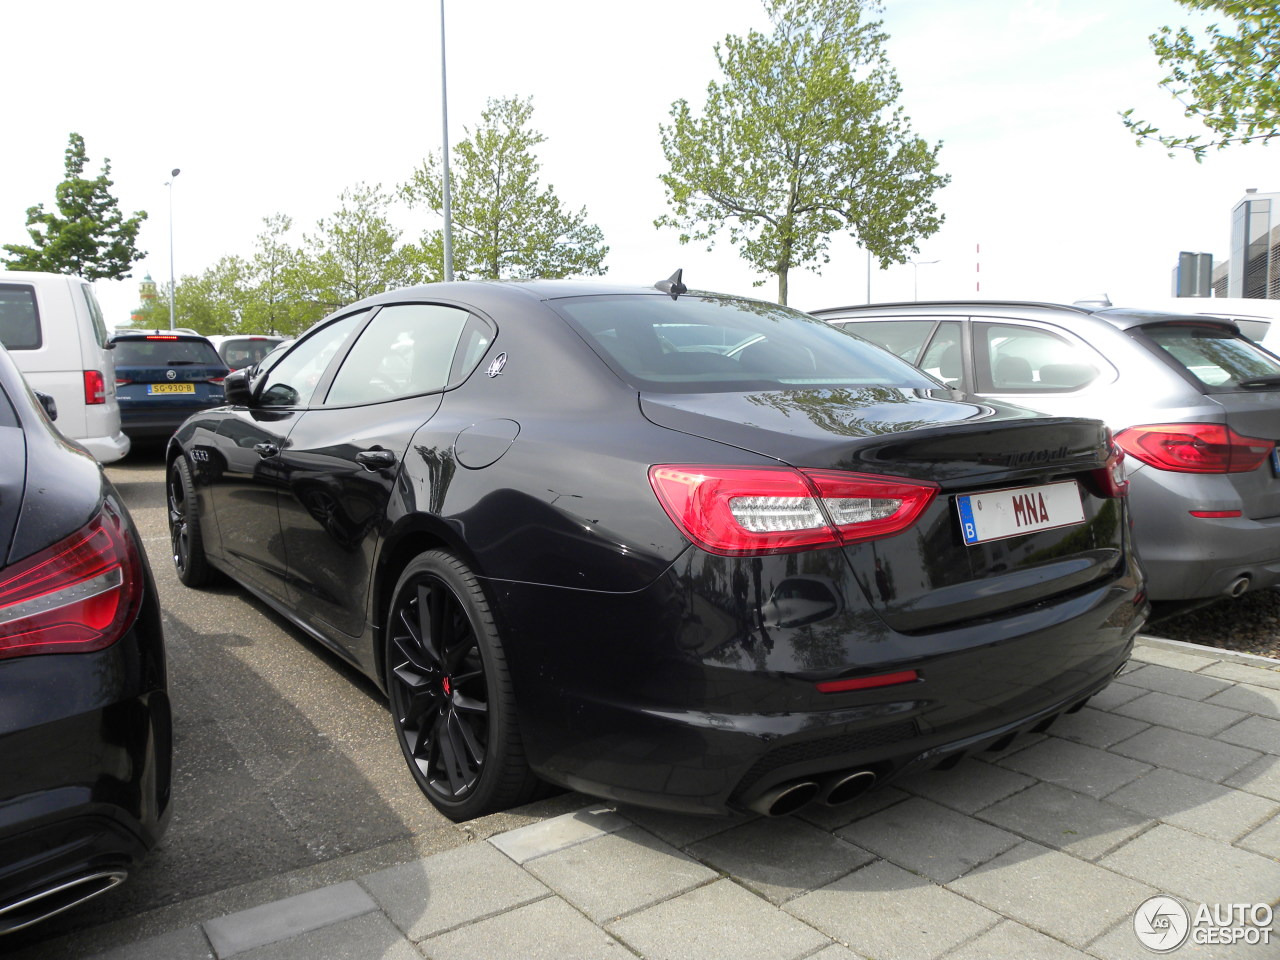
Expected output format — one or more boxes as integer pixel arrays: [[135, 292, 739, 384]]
[[0, 499, 144, 660], [83, 370, 106, 405], [1114, 423, 1274, 474], [648, 465, 937, 556], [1090, 440, 1129, 497]]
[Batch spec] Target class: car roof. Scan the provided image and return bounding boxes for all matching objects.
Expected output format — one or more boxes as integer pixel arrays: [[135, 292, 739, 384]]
[[349, 278, 742, 316], [111, 329, 210, 340], [809, 300, 1242, 334]]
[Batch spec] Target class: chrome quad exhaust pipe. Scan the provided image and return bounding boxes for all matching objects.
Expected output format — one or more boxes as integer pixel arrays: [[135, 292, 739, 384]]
[[0, 870, 127, 935]]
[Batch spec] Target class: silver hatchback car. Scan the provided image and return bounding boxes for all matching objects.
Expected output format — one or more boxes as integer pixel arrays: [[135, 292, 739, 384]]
[[811, 300, 1280, 612]]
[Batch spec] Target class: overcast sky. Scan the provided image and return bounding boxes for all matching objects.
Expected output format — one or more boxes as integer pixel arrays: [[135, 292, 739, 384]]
[[2, 0, 1274, 326]]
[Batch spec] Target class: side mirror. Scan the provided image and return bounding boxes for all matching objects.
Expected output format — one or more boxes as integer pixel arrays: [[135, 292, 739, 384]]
[[34, 391, 58, 421], [224, 368, 253, 406]]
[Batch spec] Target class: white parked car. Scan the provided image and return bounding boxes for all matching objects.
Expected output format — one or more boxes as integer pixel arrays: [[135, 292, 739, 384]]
[[0, 271, 129, 463]]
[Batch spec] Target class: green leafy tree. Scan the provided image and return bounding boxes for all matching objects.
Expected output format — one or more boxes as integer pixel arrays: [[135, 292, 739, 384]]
[[175, 257, 256, 334], [657, 0, 947, 304], [1123, 1, 1280, 160], [3, 132, 148, 279], [241, 214, 324, 336], [401, 96, 609, 280], [296, 182, 435, 312]]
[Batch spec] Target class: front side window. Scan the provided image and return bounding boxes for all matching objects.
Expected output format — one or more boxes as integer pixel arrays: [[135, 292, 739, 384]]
[[258, 312, 367, 408], [325, 304, 473, 406], [0, 284, 40, 350], [1143, 323, 1280, 389], [555, 294, 931, 392], [976, 322, 1103, 393]]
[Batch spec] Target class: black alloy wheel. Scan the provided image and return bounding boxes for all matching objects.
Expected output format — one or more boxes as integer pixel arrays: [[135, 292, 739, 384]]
[[385, 550, 538, 821], [168, 456, 215, 587]]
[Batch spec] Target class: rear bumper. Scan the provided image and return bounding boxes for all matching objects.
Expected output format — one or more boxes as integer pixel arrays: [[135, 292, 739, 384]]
[[77, 430, 131, 465], [118, 404, 221, 440], [1127, 468, 1280, 601], [0, 614, 172, 933], [490, 554, 1145, 816]]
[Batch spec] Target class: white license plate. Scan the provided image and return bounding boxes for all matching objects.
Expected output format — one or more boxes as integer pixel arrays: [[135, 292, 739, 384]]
[[957, 480, 1085, 545]]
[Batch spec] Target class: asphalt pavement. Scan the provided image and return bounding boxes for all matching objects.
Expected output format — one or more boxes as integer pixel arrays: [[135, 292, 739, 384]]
[[8, 636, 1279, 960]]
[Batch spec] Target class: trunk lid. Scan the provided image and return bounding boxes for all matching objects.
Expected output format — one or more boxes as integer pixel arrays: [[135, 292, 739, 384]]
[[642, 387, 1129, 631]]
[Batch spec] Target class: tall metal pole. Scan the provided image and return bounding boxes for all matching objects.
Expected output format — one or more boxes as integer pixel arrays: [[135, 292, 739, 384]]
[[166, 168, 181, 329], [440, 0, 454, 281]]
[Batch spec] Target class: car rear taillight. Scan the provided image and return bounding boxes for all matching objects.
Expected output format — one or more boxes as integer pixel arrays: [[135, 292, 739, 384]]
[[206, 376, 225, 385], [1089, 440, 1129, 497], [648, 465, 938, 556], [1115, 423, 1274, 474], [0, 499, 144, 660], [84, 370, 106, 405]]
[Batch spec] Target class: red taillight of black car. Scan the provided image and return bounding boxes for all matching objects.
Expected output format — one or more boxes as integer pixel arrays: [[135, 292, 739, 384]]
[[649, 465, 938, 557], [0, 499, 144, 660], [1115, 423, 1274, 474]]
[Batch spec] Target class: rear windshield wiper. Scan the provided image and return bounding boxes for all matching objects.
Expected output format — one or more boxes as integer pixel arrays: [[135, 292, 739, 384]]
[[1236, 375, 1280, 389]]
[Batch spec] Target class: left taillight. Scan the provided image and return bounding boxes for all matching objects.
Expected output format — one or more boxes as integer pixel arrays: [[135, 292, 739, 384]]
[[0, 499, 144, 660], [649, 465, 938, 557], [84, 369, 106, 405]]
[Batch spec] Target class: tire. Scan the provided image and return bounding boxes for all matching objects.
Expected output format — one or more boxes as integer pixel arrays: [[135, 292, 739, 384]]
[[384, 550, 539, 821], [167, 455, 216, 587]]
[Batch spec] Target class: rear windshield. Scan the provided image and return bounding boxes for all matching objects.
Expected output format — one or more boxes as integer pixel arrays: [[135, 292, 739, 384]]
[[113, 337, 223, 366], [0, 284, 41, 350], [553, 294, 932, 393], [1143, 324, 1280, 390], [219, 338, 282, 369]]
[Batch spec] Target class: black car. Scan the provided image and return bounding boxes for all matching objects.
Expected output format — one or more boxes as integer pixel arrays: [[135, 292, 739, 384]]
[[165, 277, 1145, 822], [0, 344, 171, 934], [110, 330, 229, 441]]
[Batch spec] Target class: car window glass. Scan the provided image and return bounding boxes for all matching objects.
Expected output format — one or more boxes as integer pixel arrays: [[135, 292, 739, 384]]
[[451, 315, 495, 382], [838, 319, 937, 364], [556, 295, 932, 392], [976, 322, 1102, 393], [113, 337, 223, 366], [1145, 323, 1280, 388], [918, 321, 964, 386], [0, 284, 41, 350], [325, 304, 471, 406], [259, 312, 366, 407], [80, 284, 109, 348]]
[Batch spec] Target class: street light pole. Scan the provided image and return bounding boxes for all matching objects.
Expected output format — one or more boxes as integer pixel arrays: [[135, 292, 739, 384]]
[[909, 258, 939, 301], [440, 0, 454, 281], [166, 168, 181, 329]]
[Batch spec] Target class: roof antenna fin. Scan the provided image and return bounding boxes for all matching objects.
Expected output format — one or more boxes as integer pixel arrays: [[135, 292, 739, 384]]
[[656, 269, 687, 300]]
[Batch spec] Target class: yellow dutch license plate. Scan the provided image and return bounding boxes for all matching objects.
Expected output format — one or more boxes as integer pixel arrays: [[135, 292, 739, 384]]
[[148, 383, 195, 394]]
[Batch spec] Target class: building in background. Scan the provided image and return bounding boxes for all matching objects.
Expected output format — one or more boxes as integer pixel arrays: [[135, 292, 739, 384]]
[[129, 274, 160, 326], [1172, 189, 1280, 300], [1171, 251, 1214, 297]]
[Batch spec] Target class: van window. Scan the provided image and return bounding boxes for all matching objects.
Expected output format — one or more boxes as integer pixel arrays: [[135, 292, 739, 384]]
[[0, 284, 41, 350], [80, 284, 110, 348]]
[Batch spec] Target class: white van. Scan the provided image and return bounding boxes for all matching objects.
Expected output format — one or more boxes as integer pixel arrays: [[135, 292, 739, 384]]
[[0, 271, 130, 463]]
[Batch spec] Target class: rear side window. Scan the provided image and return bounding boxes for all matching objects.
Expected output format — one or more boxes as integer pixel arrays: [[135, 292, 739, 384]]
[[975, 322, 1103, 394], [0, 284, 41, 350], [325, 304, 473, 406], [555, 295, 931, 393], [1143, 323, 1280, 389], [113, 337, 223, 366]]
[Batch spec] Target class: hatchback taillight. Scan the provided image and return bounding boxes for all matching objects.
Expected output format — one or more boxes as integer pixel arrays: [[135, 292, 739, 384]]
[[649, 465, 938, 556], [206, 376, 225, 385], [0, 499, 144, 660], [1115, 423, 1274, 474], [1089, 440, 1129, 497], [84, 370, 106, 405]]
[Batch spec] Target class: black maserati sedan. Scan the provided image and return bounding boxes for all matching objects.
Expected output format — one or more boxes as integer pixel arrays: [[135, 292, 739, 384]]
[[0, 345, 171, 934], [165, 276, 1146, 821]]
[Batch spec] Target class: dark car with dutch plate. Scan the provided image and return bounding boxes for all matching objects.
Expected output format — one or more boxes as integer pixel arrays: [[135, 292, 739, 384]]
[[110, 330, 228, 441], [164, 276, 1145, 822], [0, 343, 171, 935]]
